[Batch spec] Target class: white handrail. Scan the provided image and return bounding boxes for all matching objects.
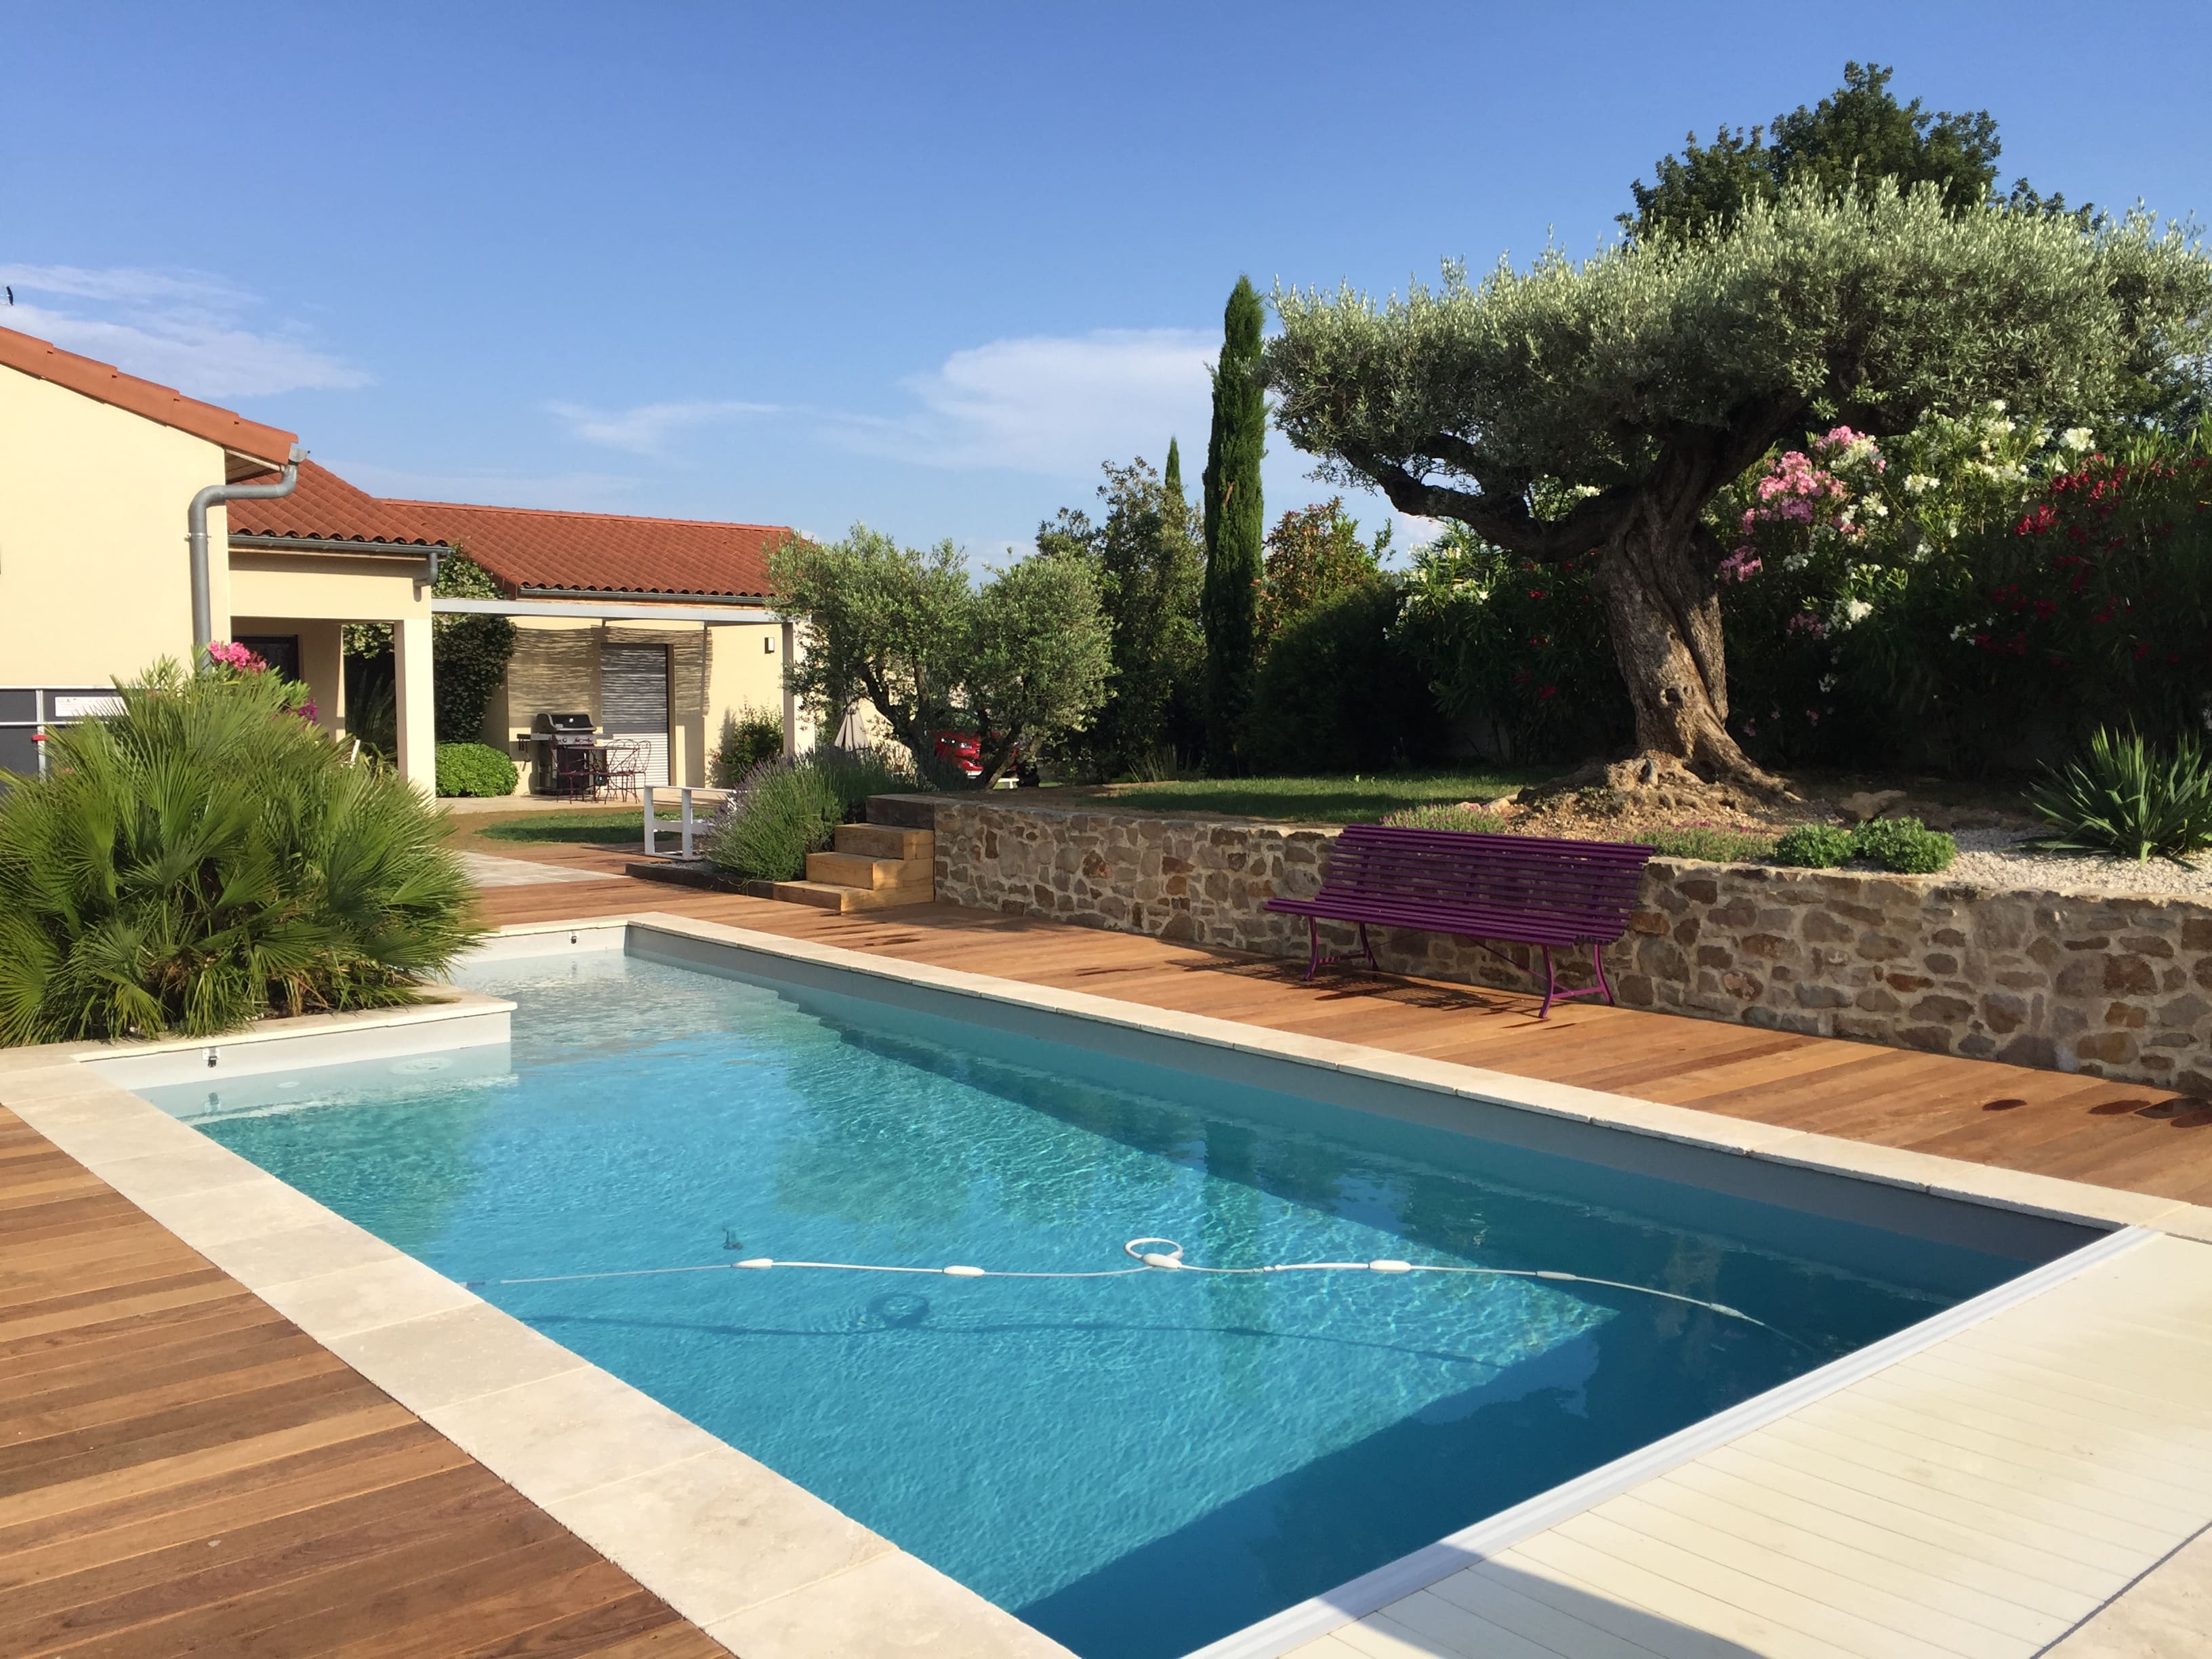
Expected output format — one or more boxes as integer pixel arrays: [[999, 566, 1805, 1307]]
[[642, 785, 729, 858]]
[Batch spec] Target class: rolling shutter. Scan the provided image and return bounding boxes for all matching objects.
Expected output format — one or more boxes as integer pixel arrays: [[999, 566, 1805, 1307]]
[[600, 642, 671, 785]]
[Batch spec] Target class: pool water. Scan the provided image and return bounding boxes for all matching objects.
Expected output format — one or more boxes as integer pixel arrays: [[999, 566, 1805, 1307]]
[[150, 952, 2042, 1658]]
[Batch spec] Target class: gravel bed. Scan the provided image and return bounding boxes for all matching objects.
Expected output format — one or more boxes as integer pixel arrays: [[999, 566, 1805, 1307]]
[[1942, 827, 2212, 899]]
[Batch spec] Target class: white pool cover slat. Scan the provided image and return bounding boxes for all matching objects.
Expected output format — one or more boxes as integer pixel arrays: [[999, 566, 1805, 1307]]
[[1268, 1231, 2212, 1659]]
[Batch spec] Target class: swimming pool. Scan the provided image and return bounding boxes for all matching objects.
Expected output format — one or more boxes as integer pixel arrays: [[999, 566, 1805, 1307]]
[[141, 942, 2089, 1659]]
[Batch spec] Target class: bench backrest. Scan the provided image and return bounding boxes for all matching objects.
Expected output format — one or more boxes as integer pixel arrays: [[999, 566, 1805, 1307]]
[[1320, 825, 1654, 938]]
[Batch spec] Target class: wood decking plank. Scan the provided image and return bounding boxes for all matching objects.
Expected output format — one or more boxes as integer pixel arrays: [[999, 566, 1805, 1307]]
[[0, 1109, 722, 1657]]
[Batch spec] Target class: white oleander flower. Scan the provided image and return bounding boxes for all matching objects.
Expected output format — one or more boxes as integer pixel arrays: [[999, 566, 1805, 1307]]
[[2061, 426, 2095, 451], [1904, 473, 1938, 495]]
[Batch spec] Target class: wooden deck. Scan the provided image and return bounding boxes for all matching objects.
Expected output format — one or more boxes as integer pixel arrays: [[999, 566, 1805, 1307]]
[[0, 1105, 725, 1659], [480, 874, 2212, 1206]]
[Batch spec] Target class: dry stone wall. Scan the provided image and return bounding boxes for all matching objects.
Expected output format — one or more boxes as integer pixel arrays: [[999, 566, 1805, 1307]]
[[897, 795, 2212, 1097]]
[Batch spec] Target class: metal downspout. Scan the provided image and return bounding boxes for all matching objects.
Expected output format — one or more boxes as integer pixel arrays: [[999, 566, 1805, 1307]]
[[188, 445, 305, 658]]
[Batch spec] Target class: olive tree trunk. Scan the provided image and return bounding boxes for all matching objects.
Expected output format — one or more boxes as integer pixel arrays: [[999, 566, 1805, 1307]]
[[1593, 496, 1781, 790]]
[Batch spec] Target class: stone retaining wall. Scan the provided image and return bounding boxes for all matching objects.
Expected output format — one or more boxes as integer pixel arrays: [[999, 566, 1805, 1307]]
[[893, 795, 2212, 1096]]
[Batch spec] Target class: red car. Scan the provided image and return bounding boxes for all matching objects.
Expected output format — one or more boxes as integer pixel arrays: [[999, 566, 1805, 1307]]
[[930, 731, 1038, 785], [931, 731, 986, 779]]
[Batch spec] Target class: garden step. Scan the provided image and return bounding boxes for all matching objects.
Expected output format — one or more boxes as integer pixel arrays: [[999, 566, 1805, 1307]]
[[769, 878, 932, 913], [834, 823, 933, 861], [806, 850, 931, 890]]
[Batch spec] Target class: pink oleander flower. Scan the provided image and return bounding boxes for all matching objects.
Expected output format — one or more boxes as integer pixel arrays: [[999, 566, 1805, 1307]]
[[1717, 547, 1763, 582], [205, 640, 268, 672]]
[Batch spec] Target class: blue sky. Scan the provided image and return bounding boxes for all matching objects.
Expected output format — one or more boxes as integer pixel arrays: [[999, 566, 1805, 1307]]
[[7, 2, 2209, 560]]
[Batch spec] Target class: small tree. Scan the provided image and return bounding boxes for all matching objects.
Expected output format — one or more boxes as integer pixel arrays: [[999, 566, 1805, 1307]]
[[771, 527, 1111, 788], [964, 551, 1113, 784], [1202, 276, 1267, 769], [1256, 499, 1390, 649], [1039, 453, 1203, 777], [1269, 184, 2212, 785]]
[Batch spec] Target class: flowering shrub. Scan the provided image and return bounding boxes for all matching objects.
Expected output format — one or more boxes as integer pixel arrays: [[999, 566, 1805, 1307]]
[[1391, 409, 2208, 775], [205, 640, 320, 725], [1707, 405, 2211, 766], [1394, 527, 1626, 762], [204, 640, 267, 673], [1952, 441, 2212, 744]]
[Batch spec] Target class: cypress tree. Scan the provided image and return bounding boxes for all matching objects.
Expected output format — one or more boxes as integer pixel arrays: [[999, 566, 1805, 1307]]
[[1164, 436, 1185, 508], [1202, 276, 1265, 769]]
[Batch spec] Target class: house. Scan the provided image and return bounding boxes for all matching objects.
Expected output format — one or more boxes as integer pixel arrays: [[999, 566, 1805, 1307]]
[[228, 461, 796, 792], [0, 323, 794, 793], [0, 324, 441, 784]]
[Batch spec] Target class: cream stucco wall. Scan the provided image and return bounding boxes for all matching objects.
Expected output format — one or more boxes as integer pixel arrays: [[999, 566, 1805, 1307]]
[[703, 617, 787, 778], [0, 363, 230, 686], [226, 552, 432, 626]]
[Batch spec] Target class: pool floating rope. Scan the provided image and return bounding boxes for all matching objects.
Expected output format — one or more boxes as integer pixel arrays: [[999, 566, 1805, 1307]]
[[466, 1236, 1780, 1332]]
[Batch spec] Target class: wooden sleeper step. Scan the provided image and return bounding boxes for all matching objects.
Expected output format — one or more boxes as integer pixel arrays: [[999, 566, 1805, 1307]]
[[834, 824, 933, 861], [769, 879, 932, 914], [805, 851, 931, 890]]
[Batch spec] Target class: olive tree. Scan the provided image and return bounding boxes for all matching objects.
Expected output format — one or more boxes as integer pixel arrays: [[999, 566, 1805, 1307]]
[[771, 526, 1111, 787], [1267, 183, 2212, 785]]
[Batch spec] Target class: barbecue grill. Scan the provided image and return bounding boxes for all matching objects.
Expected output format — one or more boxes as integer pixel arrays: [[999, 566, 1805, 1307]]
[[529, 712, 603, 796]]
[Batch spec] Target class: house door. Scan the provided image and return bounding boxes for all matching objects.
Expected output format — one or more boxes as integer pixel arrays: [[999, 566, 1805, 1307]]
[[600, 642, 671, 785]]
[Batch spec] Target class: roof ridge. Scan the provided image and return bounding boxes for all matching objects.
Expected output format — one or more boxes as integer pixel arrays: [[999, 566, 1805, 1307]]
[[385, 496, 792, 533]]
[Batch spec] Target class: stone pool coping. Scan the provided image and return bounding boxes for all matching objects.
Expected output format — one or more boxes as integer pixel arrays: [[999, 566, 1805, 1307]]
[[7, 911, 2211, 1659]]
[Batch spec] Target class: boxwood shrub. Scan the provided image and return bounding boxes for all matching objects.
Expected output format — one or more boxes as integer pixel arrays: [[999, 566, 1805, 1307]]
[[436, 741, 518, 798]]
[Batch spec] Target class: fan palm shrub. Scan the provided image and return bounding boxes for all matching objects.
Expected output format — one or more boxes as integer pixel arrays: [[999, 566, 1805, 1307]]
[[2029, 727, 2212, 865], [0, 661, 483, 1045]]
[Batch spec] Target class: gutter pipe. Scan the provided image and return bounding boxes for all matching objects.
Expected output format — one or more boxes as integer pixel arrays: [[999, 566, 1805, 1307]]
[[188, 445, 304, 658]]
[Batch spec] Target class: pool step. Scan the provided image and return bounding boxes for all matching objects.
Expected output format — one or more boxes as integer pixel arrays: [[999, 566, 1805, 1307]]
[[774, 825, 936, 912]]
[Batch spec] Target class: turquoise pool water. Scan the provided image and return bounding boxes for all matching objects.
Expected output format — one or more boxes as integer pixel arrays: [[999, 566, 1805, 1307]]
[[149, 951, 2047, 1658]]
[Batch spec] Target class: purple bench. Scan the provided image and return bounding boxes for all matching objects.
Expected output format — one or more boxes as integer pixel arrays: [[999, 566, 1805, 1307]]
[[1265, 824, 1656, 1017]]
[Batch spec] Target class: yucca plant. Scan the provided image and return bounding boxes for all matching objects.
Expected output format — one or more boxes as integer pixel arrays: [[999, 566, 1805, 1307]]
[[2028, 727, 2212, 865], [0, 661, 484, 1046]]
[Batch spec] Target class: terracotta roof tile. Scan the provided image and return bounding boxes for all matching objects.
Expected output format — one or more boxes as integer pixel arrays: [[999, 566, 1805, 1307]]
[[0, 324, 296, 475], [389, 497, 787, 600], [227, 460, 790, 600], [226, 459, 443, 547]]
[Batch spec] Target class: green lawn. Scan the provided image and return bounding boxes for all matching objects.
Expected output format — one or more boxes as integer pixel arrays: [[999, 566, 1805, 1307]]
[[466, 807, 645, 847], [1060, 769, 1559, 825]]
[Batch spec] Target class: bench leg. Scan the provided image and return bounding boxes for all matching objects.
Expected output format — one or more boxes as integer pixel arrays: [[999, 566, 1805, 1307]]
[[1304, 918, 1322, 983], [1357, 922, 1378, 972], [1592, 940, 1614, 1007], [1538, 945, 1557, 1020]]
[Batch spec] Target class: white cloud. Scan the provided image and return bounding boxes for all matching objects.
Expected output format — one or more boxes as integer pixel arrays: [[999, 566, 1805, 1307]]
[[547, 398, 780, 455], [1, 262, 250, 306], [832, 329, 1216, 477], [0, 262, 368, 398]]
